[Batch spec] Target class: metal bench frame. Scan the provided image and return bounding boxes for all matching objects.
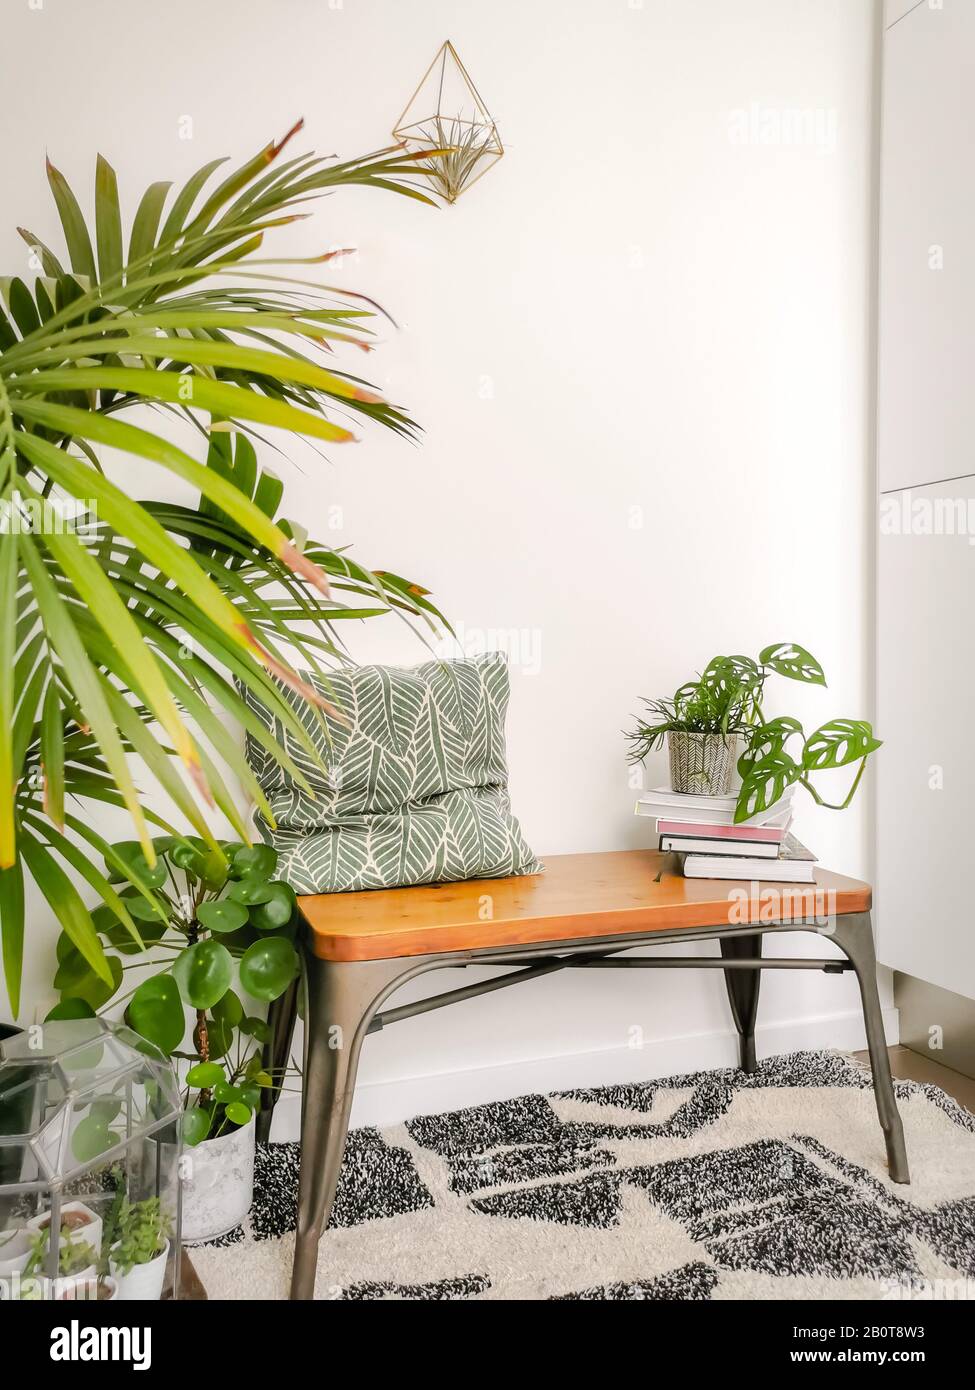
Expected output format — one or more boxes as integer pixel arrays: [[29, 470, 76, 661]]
[[259, 909, 908, 1301]]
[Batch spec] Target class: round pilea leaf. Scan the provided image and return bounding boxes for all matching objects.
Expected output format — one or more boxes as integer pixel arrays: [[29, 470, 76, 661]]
[[212, 989, 244, 1028], [172, 940, 233, 1011], [182, 1107, 212, 1147], [45, 997, 95, 1021], [238, 1016, 271, 1044], [239, 937, 299, 1002], [185, 1061, 225, 1089], [196, 899, 248, 934], [225, 875, 275, 906], [232, 844, 278, 878], [109, 923, 166, 958], [105, 840, 168, 889], [200, 850, 229, 892], [90, 1096, 123, 1124], [249, 883, 296, 931], [128, 974, 185, 1055], [71, 1115, 117, 1163], [54, 951, 123, 1011], [121, 890, 168, 924], [170, 837, 211, 876], [224, 1101, 252, 1128]]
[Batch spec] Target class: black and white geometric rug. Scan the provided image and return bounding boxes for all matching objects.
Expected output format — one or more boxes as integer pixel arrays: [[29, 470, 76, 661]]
[[192, 1051, 975, 1300]]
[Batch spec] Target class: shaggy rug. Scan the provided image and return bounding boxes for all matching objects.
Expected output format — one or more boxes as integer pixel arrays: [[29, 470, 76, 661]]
[[190, 1051, 975, 1301]]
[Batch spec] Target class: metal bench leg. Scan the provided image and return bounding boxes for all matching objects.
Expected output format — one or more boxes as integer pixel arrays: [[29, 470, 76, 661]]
[[257, 973, 300, 1143], [831, 911, 910, 1185], [291, 952, 415, 1300], [720, 933, 762, 1073]]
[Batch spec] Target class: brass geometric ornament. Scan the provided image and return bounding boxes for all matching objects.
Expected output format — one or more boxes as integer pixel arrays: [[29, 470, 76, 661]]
[[392, 40, 504, 204]]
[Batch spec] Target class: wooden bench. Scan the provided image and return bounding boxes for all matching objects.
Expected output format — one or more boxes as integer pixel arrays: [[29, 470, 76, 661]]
[[260, 849, 908, 1300]]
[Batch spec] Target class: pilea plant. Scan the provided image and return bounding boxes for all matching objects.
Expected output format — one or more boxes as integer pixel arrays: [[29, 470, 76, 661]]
[[49, 837, 299, 1145], [627, 643, 881, 822]]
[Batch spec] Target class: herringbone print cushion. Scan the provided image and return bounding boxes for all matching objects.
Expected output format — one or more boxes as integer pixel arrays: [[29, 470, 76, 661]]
[[239, 654, 541, 893]]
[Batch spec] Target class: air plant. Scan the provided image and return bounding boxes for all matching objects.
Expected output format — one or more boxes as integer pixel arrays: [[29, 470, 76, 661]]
[[407, 114, 500, 203]]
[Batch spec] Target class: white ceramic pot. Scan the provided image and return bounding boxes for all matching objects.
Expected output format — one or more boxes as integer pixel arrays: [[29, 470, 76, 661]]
[[54, 1274, 118, 1302], [27, 1200, 103, 1259], [51, 1264, 98, 1299], [4, 1273, 48, 1301], [0, 1228, 32, 1276], [110, 1238, 169, 1301], [6, 1264, 97, 1301], [177, 1116, 255, 1242]]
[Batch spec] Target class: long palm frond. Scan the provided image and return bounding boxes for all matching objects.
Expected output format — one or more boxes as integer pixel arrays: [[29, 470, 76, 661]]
[[0, 124, 446, 1016]]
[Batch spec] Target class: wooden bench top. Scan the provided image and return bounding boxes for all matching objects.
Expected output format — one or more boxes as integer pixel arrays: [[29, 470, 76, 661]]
[[298, 850, 871, 962]]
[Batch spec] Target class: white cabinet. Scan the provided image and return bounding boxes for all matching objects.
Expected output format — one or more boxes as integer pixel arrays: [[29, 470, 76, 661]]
[[877, 480, 975, 997], [877, 0, 975, 999], [878, 0, 975, 496]]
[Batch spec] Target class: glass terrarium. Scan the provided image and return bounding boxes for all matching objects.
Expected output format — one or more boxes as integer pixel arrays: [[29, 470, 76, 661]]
[[0, 1019, 182, 1302]]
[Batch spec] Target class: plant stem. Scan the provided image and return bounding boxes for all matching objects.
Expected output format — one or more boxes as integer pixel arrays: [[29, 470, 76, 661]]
[[800, 756, 868, 811], [186, 910, 213, 1105]]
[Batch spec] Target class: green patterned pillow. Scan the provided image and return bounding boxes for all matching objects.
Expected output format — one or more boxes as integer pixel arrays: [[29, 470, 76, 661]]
[[239, 653, 541, 893]]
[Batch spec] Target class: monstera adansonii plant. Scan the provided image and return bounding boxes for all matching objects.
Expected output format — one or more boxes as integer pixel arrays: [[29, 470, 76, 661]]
[[0, 121, 446, 1018]]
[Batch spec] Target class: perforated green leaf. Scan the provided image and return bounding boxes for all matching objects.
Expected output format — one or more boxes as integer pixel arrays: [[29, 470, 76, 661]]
[[759, 643, 826, 686], [803, 720, 882, 771]]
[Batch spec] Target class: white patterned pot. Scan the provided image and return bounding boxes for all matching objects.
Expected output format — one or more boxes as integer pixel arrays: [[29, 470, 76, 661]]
[[110, 1238, 168, 1301], [667, 731, 740, 795], [177, 1117, 255, 1243]]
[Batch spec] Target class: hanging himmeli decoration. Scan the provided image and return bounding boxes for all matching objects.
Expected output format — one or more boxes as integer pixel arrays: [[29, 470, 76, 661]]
[[393, 40, 504, 203]]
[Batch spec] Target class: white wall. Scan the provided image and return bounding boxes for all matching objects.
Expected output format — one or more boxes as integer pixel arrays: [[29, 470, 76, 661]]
[[2, 0, 889, 1125]]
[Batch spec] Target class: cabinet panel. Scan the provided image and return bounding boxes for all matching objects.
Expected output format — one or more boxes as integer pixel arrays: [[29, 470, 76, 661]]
[[877, 478, 975, 996], [885, 1, 923, 28], [879, 1, 975, 494]]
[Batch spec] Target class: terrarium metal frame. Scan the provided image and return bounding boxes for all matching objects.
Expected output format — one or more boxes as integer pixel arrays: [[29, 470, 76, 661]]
[[0, 1019, 183, 1301]]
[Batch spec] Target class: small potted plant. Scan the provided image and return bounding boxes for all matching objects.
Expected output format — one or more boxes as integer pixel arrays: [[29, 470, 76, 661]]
[[27, 1200, 103, 1259], [19, 1225, 98, 1298], [627, 643, 881, 818], [627, 653, 766, 794], [49, 839, 300, 1242], [109, 1197, 171, 1301]]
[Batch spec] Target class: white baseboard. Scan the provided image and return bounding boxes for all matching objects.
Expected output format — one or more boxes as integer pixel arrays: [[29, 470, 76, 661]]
[[268, 1005, 899, 1140]]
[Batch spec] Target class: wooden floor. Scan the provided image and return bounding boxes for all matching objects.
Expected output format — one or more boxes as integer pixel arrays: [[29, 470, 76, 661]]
[[855, 1044, 975, 1114], [173, 1250, 207, 1301]]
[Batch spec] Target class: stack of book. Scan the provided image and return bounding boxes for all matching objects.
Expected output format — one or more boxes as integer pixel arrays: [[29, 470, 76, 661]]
[[634, 786, 817, 883]]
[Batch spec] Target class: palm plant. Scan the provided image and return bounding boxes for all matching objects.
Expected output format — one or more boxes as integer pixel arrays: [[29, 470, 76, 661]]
[[0, 122, 446, 1018]]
